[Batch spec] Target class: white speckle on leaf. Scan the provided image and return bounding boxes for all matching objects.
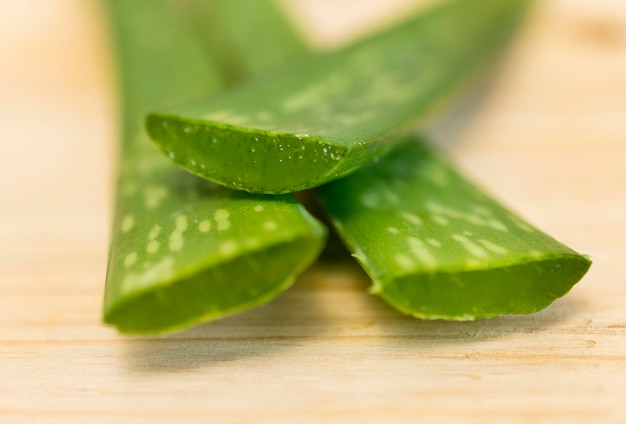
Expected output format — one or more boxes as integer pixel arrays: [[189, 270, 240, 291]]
[[401, 211, 423, 226], [219, 240, 238, 255], [452, 234, 488, 258], [175, 215, 188, 231], [427, 239, 442, 248], [478, 239, 509, 255], [168, 215, 188, 251], [395, 253, 413, 270], [147, 240, 160, 254], [169, 233, 183, 251], [148, 225, 161, 240], [121, 214, 134, 233], [408, 237, 437, 267], [432, 215, 450, 226], [263, 221, 277, 231], [124, 252, 137, 268], [198, 219, 211, 233], [254, 205, 264, 212], [214, 209, 230, 231], [387, 226, 399, 235], [121, 257, 175, 290], [144, 186, 168, 209], [487, 218, 509, 232], [360, 192, 379, 208], [427, 202, 491, 226], [384, 189, 399, 204]]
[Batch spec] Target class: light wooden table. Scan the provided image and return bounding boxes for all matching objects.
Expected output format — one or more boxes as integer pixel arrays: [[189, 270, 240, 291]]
[[1, 1, 624, 422]]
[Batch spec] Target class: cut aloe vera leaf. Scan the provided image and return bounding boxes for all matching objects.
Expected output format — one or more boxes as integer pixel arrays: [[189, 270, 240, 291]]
[[105, 190, 325, 334], [315, 137, 591, 320], [146, 0, 529, 194], [104, 0, 326, 335]]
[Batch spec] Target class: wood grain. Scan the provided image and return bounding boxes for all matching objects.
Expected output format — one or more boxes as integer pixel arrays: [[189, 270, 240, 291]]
[[1, 0, 625, 422]]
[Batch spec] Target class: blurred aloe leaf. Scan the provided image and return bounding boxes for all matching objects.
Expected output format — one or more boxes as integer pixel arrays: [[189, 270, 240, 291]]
[[146, 0, 529, 194], [181, 0, 308, 85], [103, 0, 325, 335], [316, 138, 591, 320]]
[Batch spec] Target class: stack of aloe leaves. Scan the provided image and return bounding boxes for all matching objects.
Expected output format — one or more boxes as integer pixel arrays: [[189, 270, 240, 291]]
[[103, 0, 591, 335]]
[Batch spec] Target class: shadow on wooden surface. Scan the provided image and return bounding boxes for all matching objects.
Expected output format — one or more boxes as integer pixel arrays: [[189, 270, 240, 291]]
[[123, 255, 587, 374]]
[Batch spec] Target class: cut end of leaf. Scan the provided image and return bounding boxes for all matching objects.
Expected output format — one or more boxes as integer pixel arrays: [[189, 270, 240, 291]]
[[317, 137, 592, 322], [103, 232, 325, 335], [146, 114, 349, 194], [376, 254, 592, 320]]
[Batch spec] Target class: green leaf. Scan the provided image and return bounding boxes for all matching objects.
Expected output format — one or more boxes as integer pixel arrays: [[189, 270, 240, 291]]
[[103, 0, 325, 335], [315, 138, 591, 320], [146, 0, 529, 194]]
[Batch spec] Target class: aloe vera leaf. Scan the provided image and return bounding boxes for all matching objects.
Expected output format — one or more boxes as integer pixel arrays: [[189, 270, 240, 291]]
[[145, 0, 529, 194], [104, 0, 326, 335], [315, 138, 592, 320]]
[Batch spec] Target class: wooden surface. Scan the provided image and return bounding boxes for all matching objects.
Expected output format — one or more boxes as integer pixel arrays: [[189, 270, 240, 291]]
[[1, 0, 625, 422]]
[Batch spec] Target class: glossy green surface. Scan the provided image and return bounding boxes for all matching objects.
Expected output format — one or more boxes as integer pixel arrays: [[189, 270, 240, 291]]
[[104, 0, 325, 335], [146, 0, 528, 193], [316, 138, 591, 320]]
